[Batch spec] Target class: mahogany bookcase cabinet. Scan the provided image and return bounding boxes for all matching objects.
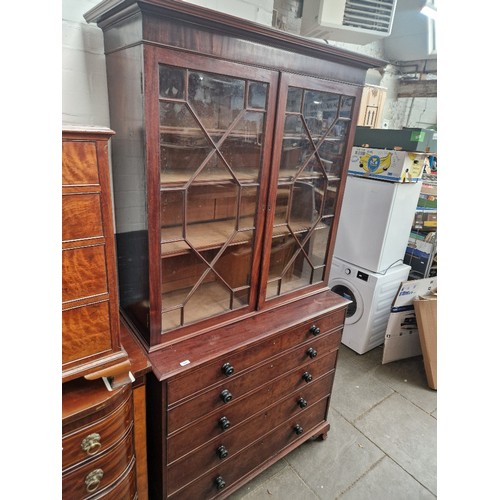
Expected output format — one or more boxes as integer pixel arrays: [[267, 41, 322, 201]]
[[85, 1, 385, 498]]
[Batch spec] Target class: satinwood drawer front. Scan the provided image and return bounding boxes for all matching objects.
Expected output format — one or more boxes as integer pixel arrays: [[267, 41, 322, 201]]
[[62, 426, 135, 499], [167, 370, 335, 493], [63, 193, 103, 242], [168, 309, 344, 404], [62, 302, 113, 364], [62, 140, 99, 186], [167, 334, 340, 434], [167, 397, 329, 499], [62, 390, 134, 470], [62, 246, 108, 303]]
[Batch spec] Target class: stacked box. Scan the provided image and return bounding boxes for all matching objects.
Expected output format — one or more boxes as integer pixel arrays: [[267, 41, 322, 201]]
[[348, 146, 426, 182]]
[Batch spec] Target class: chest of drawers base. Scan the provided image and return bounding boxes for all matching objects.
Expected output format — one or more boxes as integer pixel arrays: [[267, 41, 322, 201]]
[[144, 291, 349, 500]]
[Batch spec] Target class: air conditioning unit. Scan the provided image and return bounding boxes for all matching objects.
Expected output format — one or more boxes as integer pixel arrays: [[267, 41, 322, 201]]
[[300, 0, 398, 45]]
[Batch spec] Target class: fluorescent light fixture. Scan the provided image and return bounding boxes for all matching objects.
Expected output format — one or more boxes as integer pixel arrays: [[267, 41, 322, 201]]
[[421, 1, 437, 19]]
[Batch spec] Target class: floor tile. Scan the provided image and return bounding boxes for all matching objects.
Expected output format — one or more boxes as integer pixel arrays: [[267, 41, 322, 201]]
[[373, 356, 437, 414], [285, 410, 385, 499], [339, 456, 436, 500], [354, 393, 437, 495], [227, 459, 288, 499], [233, 465, 317, 500]]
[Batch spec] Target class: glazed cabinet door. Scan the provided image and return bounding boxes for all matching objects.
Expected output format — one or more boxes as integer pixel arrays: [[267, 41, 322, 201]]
[[260, 73, 361, 305], [145, 47, 279, 344]]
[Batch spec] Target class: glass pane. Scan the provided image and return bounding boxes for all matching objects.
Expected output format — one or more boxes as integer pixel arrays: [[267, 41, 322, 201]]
[[317, 139, 343, 177], [274, 183, 292, 225], [183, 271, 232, 324], [289, 180, 319, 229], [192, 154, 234, 183], [161, 190, 184, 240], [323, 179, 340, 217], [339, 96, 354, 118], [248, 82, 268, 109], [299, 156, 325, 179], [286, 87, 302, 113], [188, 70, 245, 133], [220, 111, 265, 182], [160, 102, 213, 184], [186, 183, 238, 251], [307, 223, 330, 268], [159, 65, 185, 99], [268, 84, 354, 300], [215, 235, 254, 288], [280, 116, 314, 178], [239, 186, 259, 229], [303, 91, 340, 138]]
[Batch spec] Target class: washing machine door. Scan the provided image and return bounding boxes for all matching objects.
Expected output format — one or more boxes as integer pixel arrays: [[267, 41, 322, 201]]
[[330, 278, 364, 325]]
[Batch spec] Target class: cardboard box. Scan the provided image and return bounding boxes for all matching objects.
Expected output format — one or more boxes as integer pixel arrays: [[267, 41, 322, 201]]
[[348, 146, 426, 183], [354, 127, 437, 153], [382, 277, 437, 364], [414, 294, 437, 390]]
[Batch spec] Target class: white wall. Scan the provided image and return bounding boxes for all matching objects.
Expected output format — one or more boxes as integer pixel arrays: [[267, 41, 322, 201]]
[[61, 0, 436, 129], [62, 0, 111, 127]]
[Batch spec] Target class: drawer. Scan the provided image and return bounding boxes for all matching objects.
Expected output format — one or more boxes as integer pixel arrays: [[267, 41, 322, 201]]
[[168, 348, 338, 435], [94, 458, 137, 500], [62, 426, 135, 499], [63, 193, 103, 242], [167, 397, 329, 499], [167, 370, 335, 493], [168, 308, 344, 404], [63, 140, 99, 186], [62, 302, 112, 365], [62, 391, 134, 470], [62, 245, 108, 303]]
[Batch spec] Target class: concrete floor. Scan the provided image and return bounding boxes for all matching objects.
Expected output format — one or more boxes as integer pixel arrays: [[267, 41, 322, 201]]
[[228, 344, 437, 500]]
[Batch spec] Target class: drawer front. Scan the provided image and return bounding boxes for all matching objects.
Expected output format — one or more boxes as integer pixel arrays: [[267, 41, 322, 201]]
[[62, 245, 108, 303], [167, 370, 335, 492], [95, 458, 137, 500], [168, 309, 344, 404], [168, 348, 338, 435], [62, 391, 134, 470], [63, 140, 99, 186], [62, 302, 113, 364], [167, 397, 329, 500], [62, 426, 135, 499], [63, 193, 103, 242]]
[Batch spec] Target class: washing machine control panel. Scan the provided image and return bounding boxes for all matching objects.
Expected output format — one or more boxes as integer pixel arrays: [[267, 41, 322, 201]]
[[356, 270, 369, 282], [344, 268, 351, 275]]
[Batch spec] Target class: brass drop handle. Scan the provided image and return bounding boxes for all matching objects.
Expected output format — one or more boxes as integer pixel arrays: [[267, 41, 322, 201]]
[[293, 424, 304, 435], [215, 475, 226, 491], [85, 468, 104, 493], [302, 372, 313, 383], [80, 432, 102, 456], [306, 347, 318, 359]]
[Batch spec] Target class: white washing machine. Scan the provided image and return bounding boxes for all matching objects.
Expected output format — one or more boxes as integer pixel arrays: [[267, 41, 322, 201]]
[[329, 257, 410, 354]]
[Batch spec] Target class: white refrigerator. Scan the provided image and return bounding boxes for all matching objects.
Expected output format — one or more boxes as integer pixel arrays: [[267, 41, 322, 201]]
[[333, 175, 421, 274]]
